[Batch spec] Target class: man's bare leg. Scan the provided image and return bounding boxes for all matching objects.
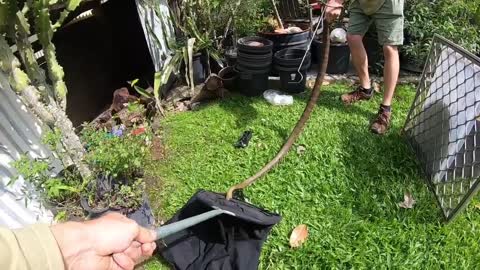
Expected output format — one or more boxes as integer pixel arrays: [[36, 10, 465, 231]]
[[348, 34, 371, 89], [341, 34, 374, 104], [370, 45, 400, 134], [381, 45, 400, 106]]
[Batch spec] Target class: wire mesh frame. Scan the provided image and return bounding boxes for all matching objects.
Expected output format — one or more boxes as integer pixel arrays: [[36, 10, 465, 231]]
[[403, 35, 480, 222]]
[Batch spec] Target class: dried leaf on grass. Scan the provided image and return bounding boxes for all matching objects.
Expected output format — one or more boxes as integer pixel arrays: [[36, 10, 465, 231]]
[[289, 224, 308, 248], [297, 144, 306, 155], [398, 192, 416, 209]]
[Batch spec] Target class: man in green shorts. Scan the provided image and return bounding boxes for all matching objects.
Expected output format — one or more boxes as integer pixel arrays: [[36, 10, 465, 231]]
[[326, 0, 404, 134]]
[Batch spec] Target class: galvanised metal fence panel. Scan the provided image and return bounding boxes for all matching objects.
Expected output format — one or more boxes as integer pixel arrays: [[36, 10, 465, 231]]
[[403, 35, 480, 222]]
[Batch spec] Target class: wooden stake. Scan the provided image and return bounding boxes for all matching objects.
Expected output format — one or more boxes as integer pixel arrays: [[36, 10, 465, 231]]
[[271, 0, 284, 29]]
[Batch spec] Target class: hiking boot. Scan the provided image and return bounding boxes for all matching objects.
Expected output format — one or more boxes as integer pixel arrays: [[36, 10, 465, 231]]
[[341, 86, 373, 104], [371, 108, 391, 135]]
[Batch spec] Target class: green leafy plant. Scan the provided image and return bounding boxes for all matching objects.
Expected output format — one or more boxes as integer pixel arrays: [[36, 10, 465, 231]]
[[42, 127, 63, 150], [11, 155, 80, 203], [129, 79, 154, 99], [232, 0, 272, 36], [403, 0, 480, 64], [127, 101, 147, 115], [11, 155, 50, 186], [81, 126, 151, 178], [111, 179, 145, 210], [84, 177, 146, 212]]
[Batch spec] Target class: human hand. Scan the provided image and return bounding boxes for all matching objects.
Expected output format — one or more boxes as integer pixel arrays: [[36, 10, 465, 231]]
[[51, 212, 157, 270], [325, 0, 343, 23]]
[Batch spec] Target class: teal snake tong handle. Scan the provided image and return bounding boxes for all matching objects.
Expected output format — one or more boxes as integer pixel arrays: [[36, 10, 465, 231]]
[[154, 206, 236, 240]]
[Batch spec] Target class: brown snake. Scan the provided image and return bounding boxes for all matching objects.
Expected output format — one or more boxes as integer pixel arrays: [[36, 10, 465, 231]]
[[226, 21, 331, 200]]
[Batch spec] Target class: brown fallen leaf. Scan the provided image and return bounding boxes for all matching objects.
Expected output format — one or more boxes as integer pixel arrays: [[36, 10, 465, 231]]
[[289, 224, 308, 248], [297, 144, 306, 155], [398, 192, 416, 209]]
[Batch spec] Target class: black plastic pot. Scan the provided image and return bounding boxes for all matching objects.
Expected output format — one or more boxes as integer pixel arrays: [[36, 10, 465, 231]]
[[273, 48, 311, 93], [259, 30, 311, 53], [237, 37, 274, 54], [218, 66, 237, 91], [274, 48, 311, 69], [234, 66, 270, 96], [81, 196, 154, 227], [237, 60, 272, 70], [193, 53, 206, 84], [80, 175, 154, 227], [313, 40, 350, 74], [237, 51, 273, 61]]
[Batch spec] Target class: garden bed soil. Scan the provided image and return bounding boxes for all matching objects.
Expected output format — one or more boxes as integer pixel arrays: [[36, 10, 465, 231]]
[[152, 136, 166, 161]]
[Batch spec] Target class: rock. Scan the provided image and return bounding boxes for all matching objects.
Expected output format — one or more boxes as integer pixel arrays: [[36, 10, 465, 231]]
[[111, 87, 138, 113]]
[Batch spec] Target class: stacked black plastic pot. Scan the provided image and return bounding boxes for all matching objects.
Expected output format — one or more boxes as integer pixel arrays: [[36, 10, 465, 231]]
[[274, 48, 311, 93], [259, 30, 311, 54], [235, 37, 273, 96]]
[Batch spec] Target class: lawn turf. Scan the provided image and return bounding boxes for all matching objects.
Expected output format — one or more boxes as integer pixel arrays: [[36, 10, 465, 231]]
[[145, 83, 480, 269]]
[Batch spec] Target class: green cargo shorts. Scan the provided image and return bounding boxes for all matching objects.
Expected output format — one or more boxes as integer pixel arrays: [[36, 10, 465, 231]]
[[348, 0, 404, 46]]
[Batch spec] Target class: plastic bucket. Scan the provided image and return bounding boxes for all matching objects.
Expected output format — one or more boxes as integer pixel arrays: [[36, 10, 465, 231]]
[[313, 40, 350, 74], [234, 66, 270, 96], [273, 48, 311, 93], [218, 66, 237, 91], [274, 48, 311, 69]]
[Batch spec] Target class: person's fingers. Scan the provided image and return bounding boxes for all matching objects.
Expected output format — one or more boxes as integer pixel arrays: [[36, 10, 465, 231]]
[[135, 226, 157, 243], [113, 253, 136, 270], [124, 243, 143, 262], [141, 242, 157, 257]]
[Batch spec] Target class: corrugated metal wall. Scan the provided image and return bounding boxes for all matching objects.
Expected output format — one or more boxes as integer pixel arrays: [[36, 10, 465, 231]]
[[0, 71, 54, 229], [135, 0, 174, 72]]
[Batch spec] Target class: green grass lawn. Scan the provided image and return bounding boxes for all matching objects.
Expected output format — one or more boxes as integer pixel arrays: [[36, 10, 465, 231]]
[[145, 83, 480, 269]]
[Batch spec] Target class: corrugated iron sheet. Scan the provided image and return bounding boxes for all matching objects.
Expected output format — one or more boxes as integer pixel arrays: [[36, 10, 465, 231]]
[[135, 0, 174, 72], [0, 71, 54, 229]]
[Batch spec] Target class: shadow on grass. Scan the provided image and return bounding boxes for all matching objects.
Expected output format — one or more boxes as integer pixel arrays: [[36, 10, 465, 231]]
[[216, 93, 259, 129], [294, 89, 377, 122]]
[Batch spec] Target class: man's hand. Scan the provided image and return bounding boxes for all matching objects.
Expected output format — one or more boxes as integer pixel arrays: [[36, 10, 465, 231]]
[[325, 0, 344, 23], [51, 212, 157, 270]]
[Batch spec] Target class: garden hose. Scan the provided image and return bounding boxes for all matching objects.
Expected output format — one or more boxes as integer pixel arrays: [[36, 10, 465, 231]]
[[226, 19, 331, 200]]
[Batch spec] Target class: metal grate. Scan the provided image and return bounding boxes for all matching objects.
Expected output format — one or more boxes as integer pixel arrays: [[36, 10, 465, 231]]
[[403, 35, 480, 222]]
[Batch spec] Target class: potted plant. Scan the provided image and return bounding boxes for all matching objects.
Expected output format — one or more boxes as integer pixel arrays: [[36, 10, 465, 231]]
[[79, 109, 155, 227], [80, 175, 154, 227]]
